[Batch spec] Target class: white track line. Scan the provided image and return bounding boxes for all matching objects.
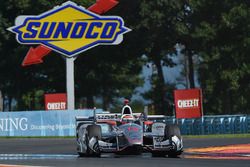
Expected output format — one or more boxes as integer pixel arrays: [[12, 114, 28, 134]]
[[0, 164, 44, 167]]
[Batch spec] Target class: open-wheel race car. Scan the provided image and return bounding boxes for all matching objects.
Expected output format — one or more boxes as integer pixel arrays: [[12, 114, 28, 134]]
[[76, 100, 183, 157]]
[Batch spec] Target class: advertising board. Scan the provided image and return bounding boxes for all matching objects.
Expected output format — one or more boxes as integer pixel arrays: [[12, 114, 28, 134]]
[[174, 89, 203, 119], [8, 1, 130, 57], [45, 93, 67, 110], [0, 109, 102, 136]]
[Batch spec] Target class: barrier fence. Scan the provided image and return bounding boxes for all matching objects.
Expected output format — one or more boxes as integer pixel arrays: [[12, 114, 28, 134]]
[[165, 115, 250, 135], [0, 110, 102, 137], [0, 110, 249, 136]]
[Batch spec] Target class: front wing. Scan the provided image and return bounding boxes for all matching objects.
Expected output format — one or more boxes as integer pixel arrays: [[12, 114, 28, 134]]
[[77, 133, 183, 154]]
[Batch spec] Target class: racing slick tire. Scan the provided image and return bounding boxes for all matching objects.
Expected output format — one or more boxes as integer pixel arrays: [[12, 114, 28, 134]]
[[79, 124, 101, 157], [165, 124, 182, 158], [165, 124, 181, 139], [152, 124, 182, 158]]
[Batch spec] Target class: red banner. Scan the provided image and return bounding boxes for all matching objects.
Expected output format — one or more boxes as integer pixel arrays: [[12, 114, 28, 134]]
[[44, 93, 67, 111], [174, 89, 203, 119]]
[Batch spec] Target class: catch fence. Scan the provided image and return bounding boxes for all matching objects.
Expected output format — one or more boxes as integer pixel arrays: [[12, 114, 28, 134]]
[[164, 115, 250, 135]]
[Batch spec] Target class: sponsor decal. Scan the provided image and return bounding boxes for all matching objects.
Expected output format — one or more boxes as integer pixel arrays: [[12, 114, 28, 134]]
[[155, 125, 164, 129], [152, 123, 165, 136], [127, 127, 139, 132], [8, 1, 130, 57], [97, 114, 120, 120]]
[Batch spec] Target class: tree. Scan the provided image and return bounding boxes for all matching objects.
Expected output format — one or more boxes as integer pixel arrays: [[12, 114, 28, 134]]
[[0, 0, 93, 110], [0, 0, 143, 111], [188, 0, 250, 114], [136, 0, 185, 115]]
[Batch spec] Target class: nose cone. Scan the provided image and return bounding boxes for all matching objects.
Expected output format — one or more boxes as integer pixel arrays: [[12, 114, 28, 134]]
[[120, 123, 143, 145]]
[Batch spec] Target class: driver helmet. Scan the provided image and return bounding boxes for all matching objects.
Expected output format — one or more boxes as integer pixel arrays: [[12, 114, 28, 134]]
[[121, 99, 135, 122]]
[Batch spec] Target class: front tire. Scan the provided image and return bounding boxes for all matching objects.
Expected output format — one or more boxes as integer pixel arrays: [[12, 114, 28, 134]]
[[152, 124, 182, 157], [165, 124, 182, 158], [165, 124, 181, 140]]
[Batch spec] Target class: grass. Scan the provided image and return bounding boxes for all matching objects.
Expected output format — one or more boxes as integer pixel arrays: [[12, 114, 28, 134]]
[[183, 133, 250, 139]]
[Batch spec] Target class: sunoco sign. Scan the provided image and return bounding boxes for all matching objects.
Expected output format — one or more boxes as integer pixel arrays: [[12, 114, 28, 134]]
[[8, 1, 130, 57]]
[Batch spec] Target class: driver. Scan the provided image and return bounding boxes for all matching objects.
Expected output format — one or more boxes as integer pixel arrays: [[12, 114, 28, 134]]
[[121, 99, 135, 123]]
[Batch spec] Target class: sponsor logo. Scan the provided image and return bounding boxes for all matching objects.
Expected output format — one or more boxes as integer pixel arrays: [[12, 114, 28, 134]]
[[152, 123, 165, 136], [8, 1, 130, 57], [155, 126, 164, 129], [127, 127, 139, 132], [97, 114, 118, 120], [0, 118, 28, 131], [177, 99, 199, 109], [47, 102, 66, 110]]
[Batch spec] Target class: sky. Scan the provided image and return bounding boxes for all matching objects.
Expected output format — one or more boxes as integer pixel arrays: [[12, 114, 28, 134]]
[[132, 48, 200, 103]]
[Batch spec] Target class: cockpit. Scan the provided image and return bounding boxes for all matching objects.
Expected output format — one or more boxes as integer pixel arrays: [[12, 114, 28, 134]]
[[121, 104, 135, 122]]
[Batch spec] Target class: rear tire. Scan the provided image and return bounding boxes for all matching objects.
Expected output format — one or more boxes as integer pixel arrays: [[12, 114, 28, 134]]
[[87, 124, 101, 140], [79, 124, 101, 157]]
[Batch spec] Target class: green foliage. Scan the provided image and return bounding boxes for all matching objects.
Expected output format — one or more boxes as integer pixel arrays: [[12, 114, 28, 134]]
[[135, 0, 185, 115], [0, 0, 250, 115], [0, 0, 142, 111], [189, 0, 250, 114]]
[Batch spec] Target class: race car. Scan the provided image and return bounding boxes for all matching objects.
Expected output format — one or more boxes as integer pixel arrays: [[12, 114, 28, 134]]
[[75, 100, 183, 157]]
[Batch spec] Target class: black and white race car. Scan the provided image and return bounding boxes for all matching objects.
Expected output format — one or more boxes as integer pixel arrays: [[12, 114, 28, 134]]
[[76, 100, 183, 157]]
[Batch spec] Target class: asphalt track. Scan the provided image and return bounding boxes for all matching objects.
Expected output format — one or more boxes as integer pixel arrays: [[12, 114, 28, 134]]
[[0, 137, 249, 167]]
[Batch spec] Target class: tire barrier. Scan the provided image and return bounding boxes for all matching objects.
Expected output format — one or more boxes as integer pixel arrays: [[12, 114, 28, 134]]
[[164, 115, 250, 135]]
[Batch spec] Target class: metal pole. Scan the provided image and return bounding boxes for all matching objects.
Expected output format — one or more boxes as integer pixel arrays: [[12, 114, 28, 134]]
[[66, 57, 76, 110]]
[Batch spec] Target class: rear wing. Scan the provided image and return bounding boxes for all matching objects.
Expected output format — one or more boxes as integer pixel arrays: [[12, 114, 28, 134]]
[[96, 113, 165, 120], [75, 116, 95, 127], [76, 113, 166, 122]]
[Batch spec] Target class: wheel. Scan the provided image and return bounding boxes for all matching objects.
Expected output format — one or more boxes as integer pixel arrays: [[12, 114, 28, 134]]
[[165, 124, 182, 158], [87, 124, 101, 140], [78, 124, 101, 157], [165, 124, 181, 140], [152, 124, 182, 158]]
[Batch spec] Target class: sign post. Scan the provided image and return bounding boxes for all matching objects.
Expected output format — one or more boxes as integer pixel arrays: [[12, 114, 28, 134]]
[[66, 57, 76, 110], [8, 1, 130, 110]]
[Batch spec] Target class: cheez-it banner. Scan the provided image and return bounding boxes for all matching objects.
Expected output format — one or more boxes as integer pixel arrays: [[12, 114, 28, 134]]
[[174, 89, 203, 119], [45, 93, 67, 111]]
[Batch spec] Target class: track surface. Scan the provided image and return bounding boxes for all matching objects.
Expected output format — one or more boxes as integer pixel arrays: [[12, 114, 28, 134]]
[[0, 137, 249, 167]]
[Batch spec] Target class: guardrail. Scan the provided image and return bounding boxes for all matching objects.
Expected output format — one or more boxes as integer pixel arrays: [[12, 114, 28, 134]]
[[164, 115, 250, 135]]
